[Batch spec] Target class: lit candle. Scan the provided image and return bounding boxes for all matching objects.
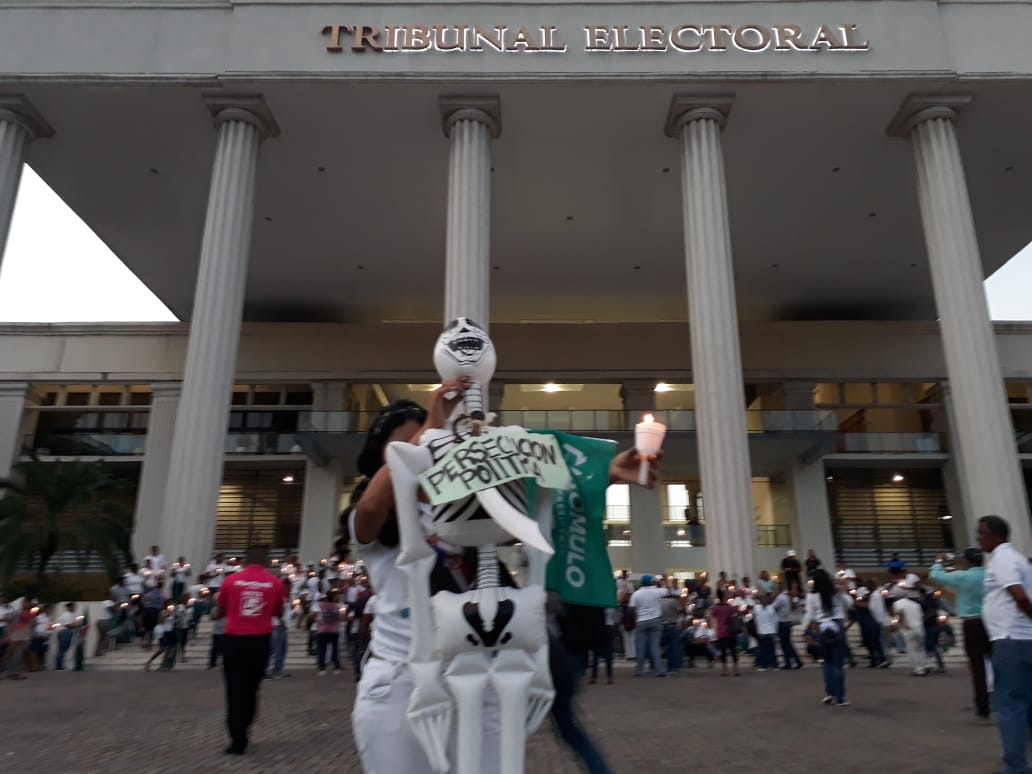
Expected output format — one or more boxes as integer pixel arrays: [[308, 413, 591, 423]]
[[634, 413, 666, 486]]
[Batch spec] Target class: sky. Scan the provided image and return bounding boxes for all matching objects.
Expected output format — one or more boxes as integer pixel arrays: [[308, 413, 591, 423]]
[[0, 166, 1029, 323]]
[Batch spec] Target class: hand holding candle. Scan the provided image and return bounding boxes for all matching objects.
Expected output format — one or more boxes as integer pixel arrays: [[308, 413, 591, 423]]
[[634, 413, 667, 486]]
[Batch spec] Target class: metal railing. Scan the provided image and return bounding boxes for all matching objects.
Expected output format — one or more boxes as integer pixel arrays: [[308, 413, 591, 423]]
[[756, 524, 793, 548], [28, 431, 305, 457], [299, 409, 842, 435], [837, 433, 943, 453]]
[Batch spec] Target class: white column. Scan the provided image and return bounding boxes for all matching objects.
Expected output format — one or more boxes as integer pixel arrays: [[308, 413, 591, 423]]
[[789, 461, 835, 573], [297, 381, 349, 564], [0, 382, 28, 479], [622, 380, 666, 572], [130, 383, 180, 562], [159, 96, 278, 569], [441, 97, 499, 327], [890, 96, 1032, 553], [0, 97, 52, 270], [298, 462, 343, 565], [667, 96, 756, 580], [629, 485, 665, 574]]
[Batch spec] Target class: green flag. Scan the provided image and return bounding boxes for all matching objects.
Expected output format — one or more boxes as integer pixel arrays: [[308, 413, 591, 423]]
[[532, 430, 618, 608]]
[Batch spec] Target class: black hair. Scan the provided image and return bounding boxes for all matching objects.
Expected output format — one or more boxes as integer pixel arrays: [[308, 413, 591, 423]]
[[812, 569, 835, 615], [978, 515, 1010, 541], [347, 401, 427, 549], [356, 400, 428, 478]]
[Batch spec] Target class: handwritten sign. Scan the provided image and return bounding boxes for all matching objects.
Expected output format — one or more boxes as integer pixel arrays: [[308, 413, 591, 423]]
[[419, 428, 572, 505]]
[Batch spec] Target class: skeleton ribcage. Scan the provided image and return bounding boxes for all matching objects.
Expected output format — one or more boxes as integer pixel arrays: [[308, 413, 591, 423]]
[[423, 428, 529, 544]]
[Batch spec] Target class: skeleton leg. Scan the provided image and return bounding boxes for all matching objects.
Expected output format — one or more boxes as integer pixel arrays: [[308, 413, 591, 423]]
[[490, 649, 537, 774], [386, 442, 452, 773], [443, 651, 491, 774]]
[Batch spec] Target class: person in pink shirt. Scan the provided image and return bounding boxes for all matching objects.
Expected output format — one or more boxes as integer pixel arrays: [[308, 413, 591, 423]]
[[708, 589, 741, 677], [213, 544, 286, 756]]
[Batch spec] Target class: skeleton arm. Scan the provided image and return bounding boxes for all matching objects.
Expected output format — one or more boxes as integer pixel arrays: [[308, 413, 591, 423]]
[[386, 441, 452, 773]]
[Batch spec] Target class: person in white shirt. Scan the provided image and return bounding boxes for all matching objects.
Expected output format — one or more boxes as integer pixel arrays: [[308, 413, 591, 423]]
[[615, 570, 635, 660], [205, 554, 227, 595], [753, 594, 779, 670], [55, 602, 79, 670], [630, 574, 669, 677], [123, 564, 145, 596], [28, 605, 52, 671], [0, 594, 13, 643], [867, 582, 894, 667], [146, 546, 168, 575], [977, 515, 1032, 774], [773, 585, 803, 669], [803, 570, 853, 706], [170, 556, 191, 600], [892, 592, 929, 675]]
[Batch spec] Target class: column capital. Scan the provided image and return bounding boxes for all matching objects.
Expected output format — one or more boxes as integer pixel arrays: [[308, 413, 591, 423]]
[[150, 382, 182, 400], [440, 95, 501, 139], [203, 93, 281, 139], [0, 382, 29, 399], [664, 94, 734, 138], [0, 96, 54, 139], [886, 95, 971, 138]]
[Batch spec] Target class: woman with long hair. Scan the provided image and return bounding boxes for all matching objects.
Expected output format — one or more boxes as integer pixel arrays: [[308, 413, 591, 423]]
[[804, 568, 853, 706], [348, 382, 657, 773]]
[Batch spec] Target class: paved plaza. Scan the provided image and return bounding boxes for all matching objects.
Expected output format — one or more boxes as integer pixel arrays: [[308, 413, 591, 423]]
[[0, 659, 1006, 774]]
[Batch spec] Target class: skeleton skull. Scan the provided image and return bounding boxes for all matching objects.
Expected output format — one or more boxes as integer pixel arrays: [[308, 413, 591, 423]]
[[433, 317, 496, 426]]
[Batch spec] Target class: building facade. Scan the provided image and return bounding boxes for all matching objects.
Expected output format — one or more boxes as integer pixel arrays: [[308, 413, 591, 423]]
[[0, 0, 1031, 579]]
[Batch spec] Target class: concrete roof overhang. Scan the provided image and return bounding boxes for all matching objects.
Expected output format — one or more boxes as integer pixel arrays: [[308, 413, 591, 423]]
[[9, 77, 1032, 324]]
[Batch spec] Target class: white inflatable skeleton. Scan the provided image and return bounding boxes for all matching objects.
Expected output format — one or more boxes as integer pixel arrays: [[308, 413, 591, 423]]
[[386, 318, 559, 774]]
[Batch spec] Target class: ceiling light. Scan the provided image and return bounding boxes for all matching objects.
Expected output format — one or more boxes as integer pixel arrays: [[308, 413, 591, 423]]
[[892, 473, 904, 482], [826, 475, 834, 481], [655, 382, 671, 393], [543, 383, 560, 393], [282, 475, 295, 483]]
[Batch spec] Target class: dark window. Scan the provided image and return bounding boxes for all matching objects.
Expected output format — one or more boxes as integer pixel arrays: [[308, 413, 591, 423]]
[[128, 392, 152, 406], [65, 393, 90, 406], [284, 390, 314, 406], [98, 392, 123, 406]]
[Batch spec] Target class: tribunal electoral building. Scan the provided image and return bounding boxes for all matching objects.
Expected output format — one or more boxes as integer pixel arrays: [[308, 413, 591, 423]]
[[0, 0, 1030, 581]]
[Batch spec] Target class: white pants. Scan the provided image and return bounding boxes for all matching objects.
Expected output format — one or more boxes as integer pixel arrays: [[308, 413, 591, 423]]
[[621, 627, 636, 659], [353, 655, 501, 774], [903, 629, 928, 672]]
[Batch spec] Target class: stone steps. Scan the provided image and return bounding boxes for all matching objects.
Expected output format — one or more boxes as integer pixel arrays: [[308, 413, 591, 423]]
[[85, 619, 350, 672]]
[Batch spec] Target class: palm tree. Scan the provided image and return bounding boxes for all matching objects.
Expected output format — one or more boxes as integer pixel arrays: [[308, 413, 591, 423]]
[[0, 460, 133, 586]]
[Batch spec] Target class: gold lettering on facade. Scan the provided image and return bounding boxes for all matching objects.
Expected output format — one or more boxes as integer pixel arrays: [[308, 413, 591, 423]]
[[321, 24, 350, 52], [319, 22, 872, 55], [435, 24, 468, 51], [640, 25, 667, 51], [670, 25, 704, 52], [584, 25, 609, 50], [841, 24, 871, 51], [353, 25, 383, 51], [471, 25, 508, 51], [507, 26, 541, 51], [810, 24, 844, 50]]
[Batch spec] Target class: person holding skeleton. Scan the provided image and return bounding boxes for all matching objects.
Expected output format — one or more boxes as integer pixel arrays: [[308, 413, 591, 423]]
[[349, 319, 659, 774]]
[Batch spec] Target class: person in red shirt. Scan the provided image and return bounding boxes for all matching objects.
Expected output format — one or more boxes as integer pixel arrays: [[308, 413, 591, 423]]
[[213, 544, 285, 755]]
